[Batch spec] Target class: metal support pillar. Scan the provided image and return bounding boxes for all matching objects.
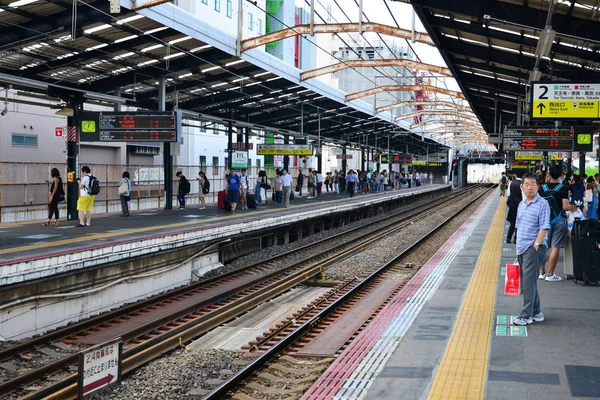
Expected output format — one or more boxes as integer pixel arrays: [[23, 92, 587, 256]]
[[516, 97, 523, 126], [227, 117, 233, 170], [341, 145, 347, 175], [309, 0, 315, 35], [236, 0, 243, 56], [580, 152, 586, 176], [66, 97, 83, 221], [361, 148, 365, 171], [358, 0, 363, 33], [283, 136, 290, 171], [245, 127, 250, 168], [159, 78, 172, 210]]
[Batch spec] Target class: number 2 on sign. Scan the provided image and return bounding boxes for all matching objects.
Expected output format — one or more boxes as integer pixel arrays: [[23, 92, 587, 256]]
[[538, 85, 549, 99]]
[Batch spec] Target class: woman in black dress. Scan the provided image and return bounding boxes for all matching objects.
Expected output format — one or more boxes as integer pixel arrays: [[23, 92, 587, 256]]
[[43, 168, 63, 226]]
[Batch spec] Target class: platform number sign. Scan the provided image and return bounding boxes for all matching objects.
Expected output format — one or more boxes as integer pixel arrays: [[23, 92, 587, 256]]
[[532, 82, 600, 119], [78, 338, 122, 399]]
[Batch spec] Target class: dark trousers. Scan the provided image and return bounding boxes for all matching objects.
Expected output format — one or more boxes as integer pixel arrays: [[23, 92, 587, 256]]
[[517, 245, 545, 319], [48, 198, 59, 220], [178, 193, 186, 208], [120, 194, 130, 216], [507, 221, 517, 241], [348, 181, 355, 197]]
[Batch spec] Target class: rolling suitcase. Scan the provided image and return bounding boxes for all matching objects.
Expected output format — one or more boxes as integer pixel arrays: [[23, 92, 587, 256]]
[[564, 236, 574, 279], [570, 237, 600, 285], [246, 194, 257, 209], [218, 190, 226, 210]]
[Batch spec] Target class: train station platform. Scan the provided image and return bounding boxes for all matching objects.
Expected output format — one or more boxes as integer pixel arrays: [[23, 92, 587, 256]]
[[303, 190, 600, 400]]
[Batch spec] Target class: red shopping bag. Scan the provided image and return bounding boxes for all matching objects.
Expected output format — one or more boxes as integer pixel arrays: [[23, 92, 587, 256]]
[[504, 264, 520, 296]]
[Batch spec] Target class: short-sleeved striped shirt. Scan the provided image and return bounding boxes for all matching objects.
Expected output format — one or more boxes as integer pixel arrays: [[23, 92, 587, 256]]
[[516, 193, 550, 255]]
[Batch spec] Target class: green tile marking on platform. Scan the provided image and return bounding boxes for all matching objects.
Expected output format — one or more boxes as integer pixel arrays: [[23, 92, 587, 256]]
[[496, 325, 509, 336], [500, 266, 506, 276], [495, 315, 528, 336], [503, 247, 511, 251], [497, 315, 509, 325], [510, 326, 528, 336]]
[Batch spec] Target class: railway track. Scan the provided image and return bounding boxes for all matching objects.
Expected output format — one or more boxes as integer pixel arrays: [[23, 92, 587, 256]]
[[0, 185, 491, 399], [205, 184, 495, 399]]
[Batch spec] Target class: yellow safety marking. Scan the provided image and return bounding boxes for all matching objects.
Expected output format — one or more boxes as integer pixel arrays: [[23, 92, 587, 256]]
[[0, 189, 411, 256], [427, 198, 506, 400]]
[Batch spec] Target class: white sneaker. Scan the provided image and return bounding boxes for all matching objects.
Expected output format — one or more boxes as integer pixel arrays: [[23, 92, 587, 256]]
[[538, 273, 547, 280], [533, 312, 544, 322], [200, 207, 206, 210], [513, 316, 532, 326], [545, 274, 562, 282]]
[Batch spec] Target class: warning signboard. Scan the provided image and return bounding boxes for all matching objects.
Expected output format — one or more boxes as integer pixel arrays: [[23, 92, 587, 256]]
[[532, 82, 600, 119], [78, 338, 122, 399]]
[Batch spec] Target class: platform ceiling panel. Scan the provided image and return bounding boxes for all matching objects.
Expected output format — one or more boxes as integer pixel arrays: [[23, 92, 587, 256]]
[[0, 0, 446, 155], [403, 0, 600, 134]]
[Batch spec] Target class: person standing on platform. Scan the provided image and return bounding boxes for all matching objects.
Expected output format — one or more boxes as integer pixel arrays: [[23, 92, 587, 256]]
[[225, 169, 240, 213], [118, 171, 131, 217], [176, 171, 190, 210], [296, 169, 304, 198], [197, 171, 208, 210], [538, 165, 570, 282], [513, 172, 550, 326], [281, 169, 293, 208], [307, 169, 315, 199], [316, 171, 324, 196], [500, 172, 508, 196], [506, 170, 522, 243], [76, 166, 95, 227], [346, 169, 358, 197], [44, 168, 64, 226], [239, 169, 248, 210], [273, 171, 283, 205]]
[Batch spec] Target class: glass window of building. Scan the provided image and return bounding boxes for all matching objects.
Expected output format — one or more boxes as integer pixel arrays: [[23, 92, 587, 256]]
[[257, 18, 262, 34], [248, 12, 253, 31], [214, 0, 220, 12], [11, 134, 38, 147], [212, 156, 219, 166], [202, 0, 207, 4], [226, 0, 232, 17], [200, 156, 207, 166]]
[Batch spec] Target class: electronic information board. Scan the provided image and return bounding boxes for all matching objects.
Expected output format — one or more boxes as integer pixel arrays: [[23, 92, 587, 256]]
[[503, 138, 574, 151], [79, 111, 181, 142]]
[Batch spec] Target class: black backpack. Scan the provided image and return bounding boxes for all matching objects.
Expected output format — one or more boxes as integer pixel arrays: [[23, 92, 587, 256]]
[[541, 183, 564, 224], [87, 175, 101, 195], [202, 178, 210, 194], [501, 176, 507, 184], [182, 178, 191, 195]]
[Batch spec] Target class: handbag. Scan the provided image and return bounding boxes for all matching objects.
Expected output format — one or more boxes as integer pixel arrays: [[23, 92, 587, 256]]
[[504, 264, 520, 296], [58, 194, 65, 202], [290, 191, 295, 201], [272, 192, 276, 201], [118, 181, 128, 195], [584, 190, 593, 203]]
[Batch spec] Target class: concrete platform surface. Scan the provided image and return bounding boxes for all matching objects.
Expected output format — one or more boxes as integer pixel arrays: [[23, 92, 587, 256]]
[[303, 189, 600, 400], [0, 185, 444, 265]]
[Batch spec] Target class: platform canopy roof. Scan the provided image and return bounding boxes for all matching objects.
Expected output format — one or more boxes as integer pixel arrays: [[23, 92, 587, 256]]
[[0, 0, 449, 156], [402, 0, 600, 135]]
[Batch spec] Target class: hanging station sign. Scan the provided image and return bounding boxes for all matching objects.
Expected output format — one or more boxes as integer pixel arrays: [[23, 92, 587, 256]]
[[256, 144, 312, 156], [531, 82, 600, 119]]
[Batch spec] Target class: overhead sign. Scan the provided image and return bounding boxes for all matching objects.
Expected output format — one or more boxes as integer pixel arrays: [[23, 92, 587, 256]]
[[78, 338, 122, 399], [380, 154, 389, 164], [503, 127, 574, 138], [392, 155, 412, 164], [532, 82, 600, 119], [503, 137, 573, 151], [232, 150, 248, 168], [80, 111, 181, 142], [409, 161, 443, 167], [55, 127, 64, 138], [515, 152, 564, 161], [257, 144, 312, 156]]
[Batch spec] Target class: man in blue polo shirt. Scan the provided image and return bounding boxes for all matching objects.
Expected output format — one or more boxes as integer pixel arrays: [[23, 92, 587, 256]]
[[225, 169, 240, 213], [514, 172, 550, 326]]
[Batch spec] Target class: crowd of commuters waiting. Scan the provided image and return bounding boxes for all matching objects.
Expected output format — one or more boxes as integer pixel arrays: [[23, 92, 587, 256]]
[[503, 165, 599, 327]]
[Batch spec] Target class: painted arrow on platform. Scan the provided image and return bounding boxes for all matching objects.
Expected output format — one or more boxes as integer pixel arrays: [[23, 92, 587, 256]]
[[83, 373, 114, 394]]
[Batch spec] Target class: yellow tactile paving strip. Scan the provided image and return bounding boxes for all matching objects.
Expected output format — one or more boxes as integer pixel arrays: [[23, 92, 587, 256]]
[[427, 199, 506, 400]]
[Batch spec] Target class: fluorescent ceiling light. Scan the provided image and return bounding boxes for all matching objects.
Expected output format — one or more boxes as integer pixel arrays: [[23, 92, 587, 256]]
[[163, 52, 185, 60], [84, 24, 111, 34], [179, 72, 193, 78], [145, 27, 168, 35], [225, 60, 245, 67], [190, 45, 212, 52], [85, 43, 109, 52], [211, 82, 227, 88], [138, 59, 159, 66], [117, 15, 144, 24], [114, 35, 138, 43], [254, 71, 271, 77], [169, 36, 192, 44], [266, 76, 282, 82], [141, 44, 163, 52], [9, 0, 38, 7], [113, 52, 135, 60], [201, 66, 221, 73]]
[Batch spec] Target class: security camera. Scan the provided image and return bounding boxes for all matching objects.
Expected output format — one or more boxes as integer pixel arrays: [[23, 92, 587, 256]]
[[0, 109, 7, 116]]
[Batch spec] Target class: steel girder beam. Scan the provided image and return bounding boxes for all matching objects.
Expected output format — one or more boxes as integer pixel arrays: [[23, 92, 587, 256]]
[[408, 0, 600, 43], [457, 72, 524, 97], [396, 110, 477, 122], [346, 85, 465, 102], [410, 119, 482, 129], [0, 1, 113, 51], [241, 23, 433, 52], [300, 59, 451, 81], [376, 100, 473, 114]]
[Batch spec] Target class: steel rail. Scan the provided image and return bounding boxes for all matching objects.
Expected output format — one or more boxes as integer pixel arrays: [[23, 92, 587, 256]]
[[204, 184, 495, 399]]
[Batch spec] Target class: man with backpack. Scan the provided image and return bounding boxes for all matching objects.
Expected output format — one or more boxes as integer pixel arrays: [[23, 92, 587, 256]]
[[76, 165, 99, 227], [176, 171, 190, 210], [499, 172, 508, 196], [538, 165, 571, 282]]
